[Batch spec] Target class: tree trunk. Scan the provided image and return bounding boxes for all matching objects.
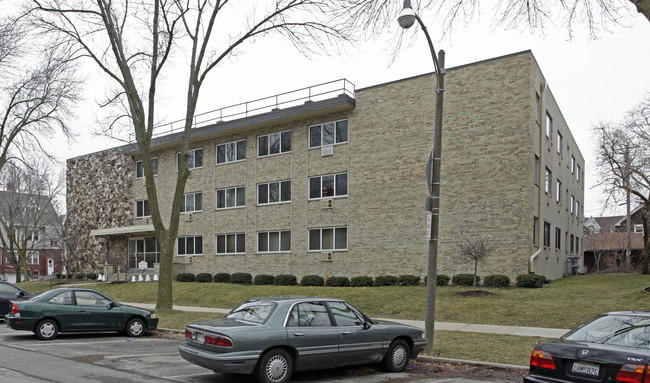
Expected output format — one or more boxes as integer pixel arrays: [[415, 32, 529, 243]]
[[630, 0, 650, 22], [156, 232, 175, 310], [473, 259, 478, 290]]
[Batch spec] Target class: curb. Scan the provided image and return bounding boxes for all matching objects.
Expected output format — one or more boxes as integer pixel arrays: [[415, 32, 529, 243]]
[[416, 355, 528, 371]]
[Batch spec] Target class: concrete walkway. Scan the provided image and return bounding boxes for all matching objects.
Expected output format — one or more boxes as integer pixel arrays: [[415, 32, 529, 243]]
[[121, 302, 569, 338]]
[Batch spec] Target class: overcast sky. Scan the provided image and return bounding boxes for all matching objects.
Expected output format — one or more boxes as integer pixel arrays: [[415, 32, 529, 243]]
[[51, 3, 650, 217]]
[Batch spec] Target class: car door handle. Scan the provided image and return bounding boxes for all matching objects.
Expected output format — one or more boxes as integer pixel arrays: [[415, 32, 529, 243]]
[[293, 333, 305, 336], [78, 310, 86, 312], [341, 331, 352, 335]]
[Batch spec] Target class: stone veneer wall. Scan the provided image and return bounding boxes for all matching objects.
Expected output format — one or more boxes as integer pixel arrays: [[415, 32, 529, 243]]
[[66, 148, 133, 272]]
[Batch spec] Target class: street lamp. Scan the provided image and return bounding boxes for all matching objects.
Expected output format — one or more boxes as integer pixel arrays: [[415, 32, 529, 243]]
[[398, 0, 445, 353]]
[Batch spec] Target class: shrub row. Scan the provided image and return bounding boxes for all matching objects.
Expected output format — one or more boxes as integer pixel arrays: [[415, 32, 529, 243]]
[[55, 272, 98, 280], [175, 272, 549, 288]]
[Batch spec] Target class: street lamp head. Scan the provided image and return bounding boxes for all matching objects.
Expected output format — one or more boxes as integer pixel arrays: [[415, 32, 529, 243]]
[[398, 0, 416, 29]]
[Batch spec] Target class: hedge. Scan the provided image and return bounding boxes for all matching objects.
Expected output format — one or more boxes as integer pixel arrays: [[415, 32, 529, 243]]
[[374, 275, 398, 286], [326, 276, 350, 287], [436, 274, 450, 286], [254, 274, 275, 285], [350, 276, 374, 287], [398, 275, 421, 286], [176, 273, 196, 282], [274, 274, 297, 286], [483, 275, 511, 288], [196, 273, 213, 283], [452, 273, 480, 287], [300, 275, 324, 286], [516, 274, 547, 288], [213, 273, 230, 283], [231, 272, 253, 285]]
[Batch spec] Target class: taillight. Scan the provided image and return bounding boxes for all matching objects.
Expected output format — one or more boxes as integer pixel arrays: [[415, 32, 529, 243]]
[[205, 334, 233, 347], [530, 349, 556, 370], [185, 329, 192, 339], [615, 364, 646, 383], [10, 303, 19, 315]]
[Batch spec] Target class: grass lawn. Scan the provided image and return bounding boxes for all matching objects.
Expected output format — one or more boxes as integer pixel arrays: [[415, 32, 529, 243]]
[[16, 273, 650, 366]]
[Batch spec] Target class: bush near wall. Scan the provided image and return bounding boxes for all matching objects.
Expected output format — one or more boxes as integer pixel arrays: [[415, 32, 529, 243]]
[[374, 275, 398, 286], [326, 276, 350, 287], [350, 276, 374, 287], [75, 273, 86, 280], [300, 275, 324, 286], [516, 274, 547, 288], [86, 273, 98, 280], [231, 273, 253, 285], [254, 274, 274, 285], [213, 273, 230, 283], [176, 273, 196, 282], [274, 274, 298, 286], [398, 275, 421, 286], [452, 273, 480, 287], [196, 273, 213, 283], [436, 274, 450, 286], [483, 275, 511, 288]]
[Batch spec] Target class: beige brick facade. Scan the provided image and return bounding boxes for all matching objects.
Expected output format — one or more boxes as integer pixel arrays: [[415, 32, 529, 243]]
[[66, 50, 585, 281]]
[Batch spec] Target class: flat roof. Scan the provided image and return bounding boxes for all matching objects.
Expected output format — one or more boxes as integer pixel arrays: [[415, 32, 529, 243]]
[[90, 224, 155, 237]]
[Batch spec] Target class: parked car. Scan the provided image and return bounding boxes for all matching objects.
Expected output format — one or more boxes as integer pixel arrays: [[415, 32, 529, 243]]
[[524, 311, 650, 383], [0, 281, 34, 318], [179, 296, 427, 383], [4, 287, 158, 340]]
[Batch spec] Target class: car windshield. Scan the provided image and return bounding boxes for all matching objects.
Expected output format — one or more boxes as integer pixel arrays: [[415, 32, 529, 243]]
[[227, 301, 276, 324], [563, 314, 650, 349]]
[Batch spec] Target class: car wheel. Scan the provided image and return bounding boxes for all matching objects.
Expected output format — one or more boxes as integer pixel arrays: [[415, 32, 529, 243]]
[[256, 348, 293, 383], [125, 318, 146, 337], [36, 319, 59, 341], [383, 338, 410, 372]]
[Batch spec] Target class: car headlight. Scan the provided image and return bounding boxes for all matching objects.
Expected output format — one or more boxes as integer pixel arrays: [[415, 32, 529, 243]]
[[150, 313, 157, 319]]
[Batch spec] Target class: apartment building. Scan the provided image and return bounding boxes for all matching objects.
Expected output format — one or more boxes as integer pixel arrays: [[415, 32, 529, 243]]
[[66, 50, 585, 281]]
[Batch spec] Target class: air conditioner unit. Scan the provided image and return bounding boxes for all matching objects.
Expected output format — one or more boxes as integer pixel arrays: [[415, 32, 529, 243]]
[[321, 252, 333, 262], [321, 199, 333, 209], [321, 145, 333, 156]]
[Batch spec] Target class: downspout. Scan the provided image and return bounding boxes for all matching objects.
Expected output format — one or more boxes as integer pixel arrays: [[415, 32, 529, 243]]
[[530, 80, 547, 274]]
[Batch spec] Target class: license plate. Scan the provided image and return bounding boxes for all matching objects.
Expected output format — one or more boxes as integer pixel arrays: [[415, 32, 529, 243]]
[[571, 361, 599, 377], [195, 332, 205, 343]]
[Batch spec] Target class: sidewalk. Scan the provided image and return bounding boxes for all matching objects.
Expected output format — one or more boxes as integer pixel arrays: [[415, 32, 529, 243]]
[[121, 302, 569, 338]]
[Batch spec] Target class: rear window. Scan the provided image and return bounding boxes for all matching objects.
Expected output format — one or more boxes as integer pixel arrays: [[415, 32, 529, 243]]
[[564, 314, 650, 349], [227, 301, 276, 324]]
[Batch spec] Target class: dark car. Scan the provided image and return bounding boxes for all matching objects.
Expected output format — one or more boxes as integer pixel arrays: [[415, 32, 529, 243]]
[[179, 296, 427, 383], [0, 281, 34, 318], [5, 287, 158, 340], [524, 311, 650, 383]]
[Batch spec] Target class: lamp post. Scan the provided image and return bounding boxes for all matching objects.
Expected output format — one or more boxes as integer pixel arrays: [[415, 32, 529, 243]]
[[398, 0, 445, 353]]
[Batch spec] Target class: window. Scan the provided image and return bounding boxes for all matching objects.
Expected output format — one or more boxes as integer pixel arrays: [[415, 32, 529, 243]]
[[570, 234, 575, 253], [258, 181, 291, 205], [555, 227, 562, 250], [216, 187, 245, 209], [309, 119, 348, 148], [181, 192, 202, 213], [136, 200, 150, 218], [135, 158, 158, 179], [177, 236, 203, 256], [533, 217, 539, 246], [576, 200, 580, 217], [309, 173, 348, 199], [543, 222, 551, 248], [258, 131, 291, 157], [75, 291, 111, 306], [177, 148, 203, 170], [287, 302, 332, 327], [534, 155, 540, 184], [31, 230, 39, 241], [217, 140, 246, 164], [27, 252, 39, 264], [309, 227, 347, 251], [544, 168, 552, 195], [634, 224, 644, 234], [570, 195, 575, 214], [257, 231, 291, 253], [576, 164, 581, 182], [556, 180, 562, 203], [575, 237, 580, 253], [557, 132, 563, 154], [571, 156, 576, 174], [48, 290, 73, 305], [329, 301, 364, 327], [545, 112, 552, 139], [536, 93, 542, 124], [216, 233, 246, 254]]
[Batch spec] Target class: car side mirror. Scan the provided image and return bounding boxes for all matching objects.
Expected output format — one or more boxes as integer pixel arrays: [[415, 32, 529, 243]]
[[18, 291, 25, 297], [363, 321, 372, 330], [109, 301, 118, 309]]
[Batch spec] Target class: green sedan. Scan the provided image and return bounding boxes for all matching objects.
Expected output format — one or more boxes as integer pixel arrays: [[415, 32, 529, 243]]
[[4, 287, 158, 340]]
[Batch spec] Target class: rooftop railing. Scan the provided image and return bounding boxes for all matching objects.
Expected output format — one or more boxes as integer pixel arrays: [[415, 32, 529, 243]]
[[138, 78, 355, 141]]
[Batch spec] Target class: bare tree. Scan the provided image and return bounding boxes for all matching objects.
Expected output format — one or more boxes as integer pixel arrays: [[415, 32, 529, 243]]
[[0, 13, 79, 172], [29, 0, 358, 310], [0, 159, 64, 282], [456, 237, 497, 289], [594, 94, 650, 274]]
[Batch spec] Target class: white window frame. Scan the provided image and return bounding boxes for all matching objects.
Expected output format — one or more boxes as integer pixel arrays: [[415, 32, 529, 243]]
[[556, 132, 563, 155], [576, 164, 581, 182], [309, 173, 348, 200], [216, 140, 246, 164], [136, 200, 150, 218], [177, 236, 203, 256], [258, 181, 291, 205], [544, 168, 552, 195], [258, 131, 291, 157], [257, 230, 291, 253], [309, 119, 349, 148], [556, 180, 562, 203], [555, 227, 562, 250], [27, 252, 39, 264], [570, 195, 575, 214], [135, 158, 158, 179], [571, 156, 576, 174], [308, 227, 348, 251], [634, 224, 644, 234], [181, 192, 203, 213], [177, 148, 203, 171], [545, 112, 552, 140], [216, 187, 245, 209], [216, 233, 246, 255]]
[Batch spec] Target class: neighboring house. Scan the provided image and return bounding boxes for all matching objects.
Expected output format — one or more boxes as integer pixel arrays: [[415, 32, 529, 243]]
[[583, 206, 647, 272], [0, 190, 64, 283], [66, 50, 585, 281]]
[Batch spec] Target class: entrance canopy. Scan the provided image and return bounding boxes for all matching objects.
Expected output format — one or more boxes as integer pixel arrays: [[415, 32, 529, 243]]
[[90, 224, 155, 237]]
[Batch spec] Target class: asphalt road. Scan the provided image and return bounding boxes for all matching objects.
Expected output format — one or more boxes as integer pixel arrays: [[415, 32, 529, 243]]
[[0, 325, 520, 383]]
